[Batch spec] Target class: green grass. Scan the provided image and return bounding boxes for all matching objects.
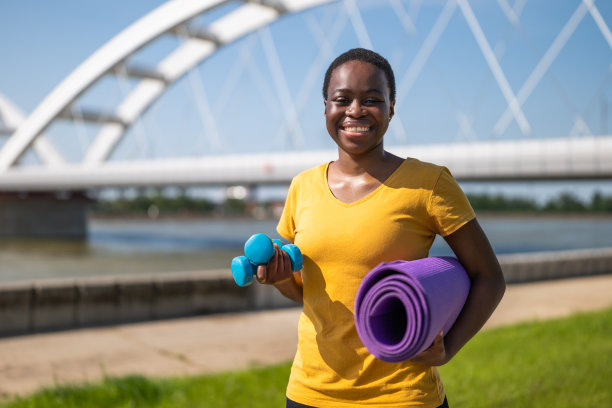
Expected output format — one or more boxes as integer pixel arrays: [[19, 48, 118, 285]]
[[0, 363, 293, 408], [439, 307, 612, 407], [2, 308, 610, 408]]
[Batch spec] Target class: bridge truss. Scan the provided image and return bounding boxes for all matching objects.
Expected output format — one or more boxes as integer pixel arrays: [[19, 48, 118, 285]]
[[0, 0, 611, 190]]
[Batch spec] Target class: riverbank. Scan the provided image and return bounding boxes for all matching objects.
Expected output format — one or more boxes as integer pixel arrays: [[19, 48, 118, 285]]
[[2, 246, 612, 337], [87, 187, 612, 220], [3, 214, 612, 282], [87, 210, 612, 221], [1, 273, 611, 398]]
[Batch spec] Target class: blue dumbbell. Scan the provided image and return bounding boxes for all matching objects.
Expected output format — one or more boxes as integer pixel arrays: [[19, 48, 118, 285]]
[[231, 233, 303, 287]]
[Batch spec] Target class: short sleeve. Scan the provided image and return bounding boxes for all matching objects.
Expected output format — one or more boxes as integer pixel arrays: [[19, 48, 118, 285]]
[[276, 177, 298, 242], [427, 167, 475, 237]]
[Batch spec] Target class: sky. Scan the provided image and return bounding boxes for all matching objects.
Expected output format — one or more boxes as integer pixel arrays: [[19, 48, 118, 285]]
[[0, 0, 611, 202]]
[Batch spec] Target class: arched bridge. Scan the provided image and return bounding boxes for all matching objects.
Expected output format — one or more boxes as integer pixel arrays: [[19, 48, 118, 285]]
[[0, 0, 611, 192]]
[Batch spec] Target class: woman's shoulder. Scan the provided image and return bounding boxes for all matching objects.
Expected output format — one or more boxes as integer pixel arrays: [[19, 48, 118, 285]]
[[399, 157, 447, 179], [287, 162, 330, 193], [292, 162, 329, 182]]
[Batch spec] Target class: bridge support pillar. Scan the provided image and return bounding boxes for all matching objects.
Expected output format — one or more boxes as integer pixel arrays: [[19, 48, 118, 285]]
[[0, 192, 91, 240]]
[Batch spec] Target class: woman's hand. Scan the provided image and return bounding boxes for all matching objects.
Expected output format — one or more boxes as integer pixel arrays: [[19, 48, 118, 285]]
[[256, 244, 304, 304], [410, 331, 447, 366], [256, 244, 294, 285]]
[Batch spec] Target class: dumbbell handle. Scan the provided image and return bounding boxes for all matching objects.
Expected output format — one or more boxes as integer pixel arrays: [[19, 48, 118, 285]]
[[244, 234, 302, 270], [231, 234, 303, 287]]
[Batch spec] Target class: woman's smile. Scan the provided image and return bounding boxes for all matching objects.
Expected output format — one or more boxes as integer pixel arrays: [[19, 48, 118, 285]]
[[344, 126, 370, 133], [341, 122, 373, 135], [324, 60, 394, 156]]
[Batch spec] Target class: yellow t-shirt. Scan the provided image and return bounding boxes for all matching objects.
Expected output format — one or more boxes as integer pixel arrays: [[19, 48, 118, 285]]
[[277, 158, 475, 407]]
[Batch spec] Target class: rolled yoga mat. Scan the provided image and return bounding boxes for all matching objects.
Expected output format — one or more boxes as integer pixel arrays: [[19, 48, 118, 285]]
[[354, 257, 470, 363]]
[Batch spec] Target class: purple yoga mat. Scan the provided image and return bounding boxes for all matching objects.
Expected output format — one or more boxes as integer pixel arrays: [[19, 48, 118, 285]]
[[354, 257, 470, 363]]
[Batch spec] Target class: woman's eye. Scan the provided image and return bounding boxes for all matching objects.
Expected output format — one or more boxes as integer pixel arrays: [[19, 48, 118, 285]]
[[334, 97, 350, 104], [364, 98, 380, 105]]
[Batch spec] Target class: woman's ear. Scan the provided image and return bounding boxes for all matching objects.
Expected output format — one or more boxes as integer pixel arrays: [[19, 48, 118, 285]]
[[389, 100, 395, 120], [324, 99, 328, 115]]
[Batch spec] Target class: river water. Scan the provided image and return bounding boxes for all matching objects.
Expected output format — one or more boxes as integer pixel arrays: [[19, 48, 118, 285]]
[[1, 214, 612, 283]]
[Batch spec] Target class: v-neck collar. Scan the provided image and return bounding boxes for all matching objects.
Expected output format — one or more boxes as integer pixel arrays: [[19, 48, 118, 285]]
[[322, 159, 408, 207]]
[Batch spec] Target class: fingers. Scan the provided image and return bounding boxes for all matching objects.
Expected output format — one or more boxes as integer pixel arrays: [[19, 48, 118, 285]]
[[410, 331, 446, 366], [256, 264, 267, 283], [427, 331, 444, 352], [270, 246, 290, 284], [257, 244, 280, 284], [433, 331, 443, 346], [257, 244, 291, 285]]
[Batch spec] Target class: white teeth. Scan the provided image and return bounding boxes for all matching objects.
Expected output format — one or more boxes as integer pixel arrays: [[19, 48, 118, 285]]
[[344, 126, 369, 132]]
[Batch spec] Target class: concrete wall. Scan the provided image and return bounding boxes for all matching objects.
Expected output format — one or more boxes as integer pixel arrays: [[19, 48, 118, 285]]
[[0, 192, 89, 239], [0, 270, 295, 337], [497, 247, 612, 283], [1, 247, 611, 337]]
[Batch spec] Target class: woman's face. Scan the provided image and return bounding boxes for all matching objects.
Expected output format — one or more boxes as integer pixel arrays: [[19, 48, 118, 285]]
[[324, 60, 395, 156]]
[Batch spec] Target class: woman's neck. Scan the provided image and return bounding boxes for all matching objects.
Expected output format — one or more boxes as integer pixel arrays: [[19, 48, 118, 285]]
[[334, 144, 402, 181], [327, 145, 404, 203]]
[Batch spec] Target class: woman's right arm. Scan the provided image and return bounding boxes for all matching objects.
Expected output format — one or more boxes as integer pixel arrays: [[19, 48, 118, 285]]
[[257, 245, 304, 304]]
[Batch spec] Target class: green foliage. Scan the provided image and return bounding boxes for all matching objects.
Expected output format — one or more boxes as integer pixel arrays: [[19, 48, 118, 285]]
[[467, 190, 612, 213], [2, 309, 610, 408], [466, 193, 538, 212], [91, 192, 218, 217], [91, 189, 612, 217], [223, 198, 247, 215], [590, 191, 612, 212], [542, 192, 587, 212]]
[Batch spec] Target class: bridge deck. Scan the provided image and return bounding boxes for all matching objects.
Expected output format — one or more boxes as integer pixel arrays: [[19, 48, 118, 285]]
[[1, 136, 611, 191]]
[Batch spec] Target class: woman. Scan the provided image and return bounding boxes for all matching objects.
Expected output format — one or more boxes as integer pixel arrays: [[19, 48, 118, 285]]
[[257, 48, 505, 408]]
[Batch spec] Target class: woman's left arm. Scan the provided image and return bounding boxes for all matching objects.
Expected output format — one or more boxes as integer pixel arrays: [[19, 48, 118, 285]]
[[411, 218, 506, 366]]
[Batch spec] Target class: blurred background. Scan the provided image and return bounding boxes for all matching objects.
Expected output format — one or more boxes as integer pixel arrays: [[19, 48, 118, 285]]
[[1, 0, 611, 283]]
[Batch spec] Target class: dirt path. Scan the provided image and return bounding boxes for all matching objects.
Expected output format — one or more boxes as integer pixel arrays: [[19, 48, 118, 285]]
[[1, 274, 611, 398]]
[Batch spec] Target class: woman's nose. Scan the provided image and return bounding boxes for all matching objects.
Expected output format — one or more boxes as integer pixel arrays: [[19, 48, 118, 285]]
[[346, 99, 365, 117]]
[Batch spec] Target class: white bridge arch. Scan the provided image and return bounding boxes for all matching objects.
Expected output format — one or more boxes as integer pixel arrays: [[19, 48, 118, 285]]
[[0, 0, 336, 171], [0, 0, 611, 191], [0, 93, 65, 166]]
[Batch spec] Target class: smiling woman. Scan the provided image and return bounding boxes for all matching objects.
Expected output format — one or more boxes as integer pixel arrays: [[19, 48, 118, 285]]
[[325, 60, 394, 157], [323, 48, 395, 161], [254, 48, 506, 408]]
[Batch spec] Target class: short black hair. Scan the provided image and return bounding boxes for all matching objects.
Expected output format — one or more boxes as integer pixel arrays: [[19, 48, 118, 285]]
[[322, 48, 396, 102]]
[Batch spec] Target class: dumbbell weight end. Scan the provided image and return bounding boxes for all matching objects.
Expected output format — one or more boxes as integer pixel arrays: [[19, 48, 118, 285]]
[[282, 244, 303, 271], [231, 256, 257, 287]]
